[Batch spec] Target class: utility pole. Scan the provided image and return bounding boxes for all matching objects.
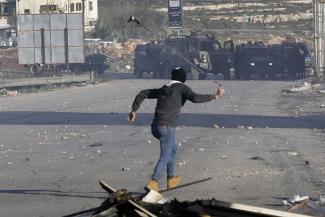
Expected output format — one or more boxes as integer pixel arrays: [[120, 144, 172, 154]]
[[314, 0, 325, 80], [82, 0, 85, 32]]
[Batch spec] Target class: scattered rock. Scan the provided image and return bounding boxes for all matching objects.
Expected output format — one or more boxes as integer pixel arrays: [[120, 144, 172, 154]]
[[286, 82, 311, 93], [89, 142, 103, 147], [7, 90, 18, 96], [288, 152, 298, 156], [250, 156, 265, 161], [178, 161, 186, 166], [65, 133, 79, 138], [283, 195, 309, 205], [0, 89, 7, 95]]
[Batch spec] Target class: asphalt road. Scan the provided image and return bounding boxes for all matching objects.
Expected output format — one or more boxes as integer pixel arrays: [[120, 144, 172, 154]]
[[0, 78, 324, 216]]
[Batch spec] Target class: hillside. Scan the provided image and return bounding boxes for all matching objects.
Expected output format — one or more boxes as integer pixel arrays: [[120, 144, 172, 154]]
[[96, 0, 313, 44]]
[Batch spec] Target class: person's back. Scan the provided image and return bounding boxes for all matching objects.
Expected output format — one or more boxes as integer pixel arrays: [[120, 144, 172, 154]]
[[153, 82, 218, 127], [128, 67, 225, 191]]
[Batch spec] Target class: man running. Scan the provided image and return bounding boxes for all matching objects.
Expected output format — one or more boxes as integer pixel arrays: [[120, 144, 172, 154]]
[[129, 67, 225, 191]]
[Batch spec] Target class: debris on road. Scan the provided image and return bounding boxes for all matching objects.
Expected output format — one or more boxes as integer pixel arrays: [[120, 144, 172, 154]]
[[286, 82, 312, 93], [283, 195, 310, 206], [284, 195, 325, 216], [0, 88, 18, 96], [178, 161, 186, 166], [64, 180, 312, 217], [89, 142, 104, 147], [64, 133, 80, 138], [197, 148, 205, 152], [250, 156, 265, 161], [6, 90, 18, 96]]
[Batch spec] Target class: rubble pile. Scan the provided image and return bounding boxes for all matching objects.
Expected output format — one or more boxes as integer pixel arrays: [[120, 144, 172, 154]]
[[284, 195, 325, 217], [85, 39, 145, 72], [65, 181, 314, 217]]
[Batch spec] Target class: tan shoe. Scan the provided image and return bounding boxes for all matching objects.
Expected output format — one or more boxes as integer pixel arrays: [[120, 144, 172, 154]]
[[146, 179, 159, 191], [167, 176, 182, 189]]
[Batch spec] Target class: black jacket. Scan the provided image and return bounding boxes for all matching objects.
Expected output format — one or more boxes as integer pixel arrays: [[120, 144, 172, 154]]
[[131, 82, 215, 127]]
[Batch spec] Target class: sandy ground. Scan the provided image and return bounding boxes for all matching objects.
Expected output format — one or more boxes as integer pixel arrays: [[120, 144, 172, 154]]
[[0, 77, 324, 216]]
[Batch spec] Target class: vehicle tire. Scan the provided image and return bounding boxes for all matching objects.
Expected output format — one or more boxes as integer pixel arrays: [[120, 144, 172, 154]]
[[223, 70, 230, 80], [198, 73, 207, 80], [234, 70, 241, 80], [153, 71, 159, 78], [135, 71, 143, 78]]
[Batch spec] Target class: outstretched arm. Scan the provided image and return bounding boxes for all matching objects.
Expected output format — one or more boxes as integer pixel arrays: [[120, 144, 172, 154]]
[[128, 89, 158, 123], [185, 85, 225, 103]]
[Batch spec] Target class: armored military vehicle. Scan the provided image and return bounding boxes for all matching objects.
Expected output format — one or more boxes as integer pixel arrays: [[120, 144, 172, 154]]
[[134, 42, 163, 78], [134, 35, 312, 80], [234, 41, 311, 80], [134, 33, 235, 79]]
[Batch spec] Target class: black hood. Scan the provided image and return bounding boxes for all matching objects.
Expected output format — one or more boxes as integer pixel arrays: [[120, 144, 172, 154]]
[[171, 67, 186, 83]]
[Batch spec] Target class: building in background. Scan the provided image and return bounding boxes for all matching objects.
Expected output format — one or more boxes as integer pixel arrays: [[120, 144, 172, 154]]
[[16, 0, 98, 32], [0, 0, 16, 47], [0, 0, 16, 25]]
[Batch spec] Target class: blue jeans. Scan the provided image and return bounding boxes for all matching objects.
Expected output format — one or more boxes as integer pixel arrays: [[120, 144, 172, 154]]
[[151, 123, 177, 181]]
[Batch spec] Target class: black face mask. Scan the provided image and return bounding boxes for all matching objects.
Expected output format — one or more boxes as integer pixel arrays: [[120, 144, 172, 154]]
[[171, 67, 187, 83]]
